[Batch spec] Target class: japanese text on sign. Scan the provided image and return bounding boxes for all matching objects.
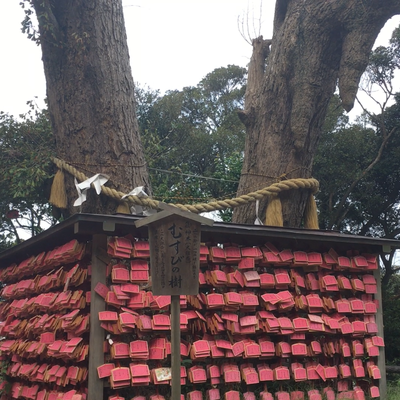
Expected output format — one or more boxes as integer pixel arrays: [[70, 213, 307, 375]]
[[149, 216, 200, 295]]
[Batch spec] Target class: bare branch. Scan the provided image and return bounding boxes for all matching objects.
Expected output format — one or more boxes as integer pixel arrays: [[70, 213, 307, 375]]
[[8, 219, 21, 244], [237, 14, 252, 45], [237, 1, 264, 46], [246, 5, 252, 45], [258, 1, 263, 37], [251, 1, 263, 40]]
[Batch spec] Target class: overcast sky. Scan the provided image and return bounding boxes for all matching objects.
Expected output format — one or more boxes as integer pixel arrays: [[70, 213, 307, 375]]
[[1, 1, 399, 117]]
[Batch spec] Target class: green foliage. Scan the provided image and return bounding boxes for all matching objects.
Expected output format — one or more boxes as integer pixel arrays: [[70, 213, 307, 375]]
[[314, 114, 378, 231], [136, 65, 246, 220], [315, 23, 400, 238], [315, 94, 400, 236], [0, 103, 57, 249], [313, 31, 400, 366], [383, 273, 400, 362], [0, 356, 9, 397], [19, 1, 40, 44], [387, 382, 400, 400], [19, 1, 60, 45], [365, 26, 400, 88], [367, 45, 398, 85]]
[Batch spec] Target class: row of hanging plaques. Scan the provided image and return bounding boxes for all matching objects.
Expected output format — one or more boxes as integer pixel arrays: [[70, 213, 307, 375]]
[[0, 236, 383, 400]]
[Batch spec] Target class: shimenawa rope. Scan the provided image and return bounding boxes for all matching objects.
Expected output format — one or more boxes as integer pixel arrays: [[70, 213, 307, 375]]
[[50, 157, 319, 228]]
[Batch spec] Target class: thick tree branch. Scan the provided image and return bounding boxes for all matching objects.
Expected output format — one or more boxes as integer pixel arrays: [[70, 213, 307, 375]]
[[386, 227, 400, 240], [32, 0, 60, 41], [358, 197, 397, 236], [338, 1, 400, 111], [386, 366, 400, 373], [238, 37, 271, 127], [359, 217, 377, 236], [339, 26, 383, 111], [381, 250, 396, 287]]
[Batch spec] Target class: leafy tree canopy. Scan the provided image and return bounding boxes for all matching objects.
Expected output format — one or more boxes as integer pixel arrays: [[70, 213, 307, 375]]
[[0, 103, 56, 250], [315, 27, 400, 240], [137, 64, 246, 221]]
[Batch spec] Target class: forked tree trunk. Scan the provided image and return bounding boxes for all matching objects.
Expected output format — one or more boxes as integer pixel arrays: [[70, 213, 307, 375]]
[[233, 0, 400, 226], [32, 0, 151, 215]]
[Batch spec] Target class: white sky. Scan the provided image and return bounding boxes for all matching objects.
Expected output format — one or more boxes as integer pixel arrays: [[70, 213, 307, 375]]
[[1, 1, 399, 117]]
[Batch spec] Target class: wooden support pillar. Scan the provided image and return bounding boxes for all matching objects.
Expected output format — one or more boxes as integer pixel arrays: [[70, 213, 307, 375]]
[[374, 268, 387, 399], [88, 234, 109, 400], [171, 295, 181, 400], [134, 203, 213, 400]]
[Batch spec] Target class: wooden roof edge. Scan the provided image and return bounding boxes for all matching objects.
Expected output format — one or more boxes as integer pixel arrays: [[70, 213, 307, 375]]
[[0, 213, 399, 265]]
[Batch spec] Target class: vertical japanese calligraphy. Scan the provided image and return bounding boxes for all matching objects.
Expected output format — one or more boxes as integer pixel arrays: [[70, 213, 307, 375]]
[[150, 225, 167, 290], [148, 216, 201, 295]]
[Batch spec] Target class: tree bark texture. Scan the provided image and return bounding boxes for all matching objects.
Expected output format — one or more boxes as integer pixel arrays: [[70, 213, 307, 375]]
[[32, 0, 151, 215], [233, 0, 400, 227]]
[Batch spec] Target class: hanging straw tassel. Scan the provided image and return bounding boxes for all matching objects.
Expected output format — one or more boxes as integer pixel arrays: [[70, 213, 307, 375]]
[[116, 201, 131, 214], [49, 169, 67, 209], [304, 191, 319, 229], [265, 194, 283, 227]]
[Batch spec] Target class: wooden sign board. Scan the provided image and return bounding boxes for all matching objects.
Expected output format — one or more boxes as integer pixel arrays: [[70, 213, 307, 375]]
[[135, 204, 213, 295]]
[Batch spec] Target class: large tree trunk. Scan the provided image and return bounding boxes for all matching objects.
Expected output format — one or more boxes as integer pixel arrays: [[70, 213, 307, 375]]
[[32, 0, 151, 215], [233, 0, 400, 226]]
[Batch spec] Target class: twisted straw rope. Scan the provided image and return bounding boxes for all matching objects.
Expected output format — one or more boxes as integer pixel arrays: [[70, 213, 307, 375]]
[[52, 157, 319, 214]]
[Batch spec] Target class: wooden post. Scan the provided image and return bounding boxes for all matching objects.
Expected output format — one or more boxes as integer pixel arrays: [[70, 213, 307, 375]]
[[88, 234, 108, 400], [171, 295, 181, 400], [135, 203, 213, 400], [374, 268, 387, 399]]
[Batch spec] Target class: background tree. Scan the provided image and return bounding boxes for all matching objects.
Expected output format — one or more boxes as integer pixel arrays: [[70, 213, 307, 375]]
[[315, 101, 400, 239], [137, 65, 246, 221], [0, 105, 56, 250], [233, 0, 400, 226], [314, 28, 400, 287], [381, 273, 400, 363], [309, 32, 400, 361], [21, 0, 151, 215]]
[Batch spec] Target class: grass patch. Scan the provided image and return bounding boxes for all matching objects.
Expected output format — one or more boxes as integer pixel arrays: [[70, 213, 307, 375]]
[[387, 381, 400, 400]]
